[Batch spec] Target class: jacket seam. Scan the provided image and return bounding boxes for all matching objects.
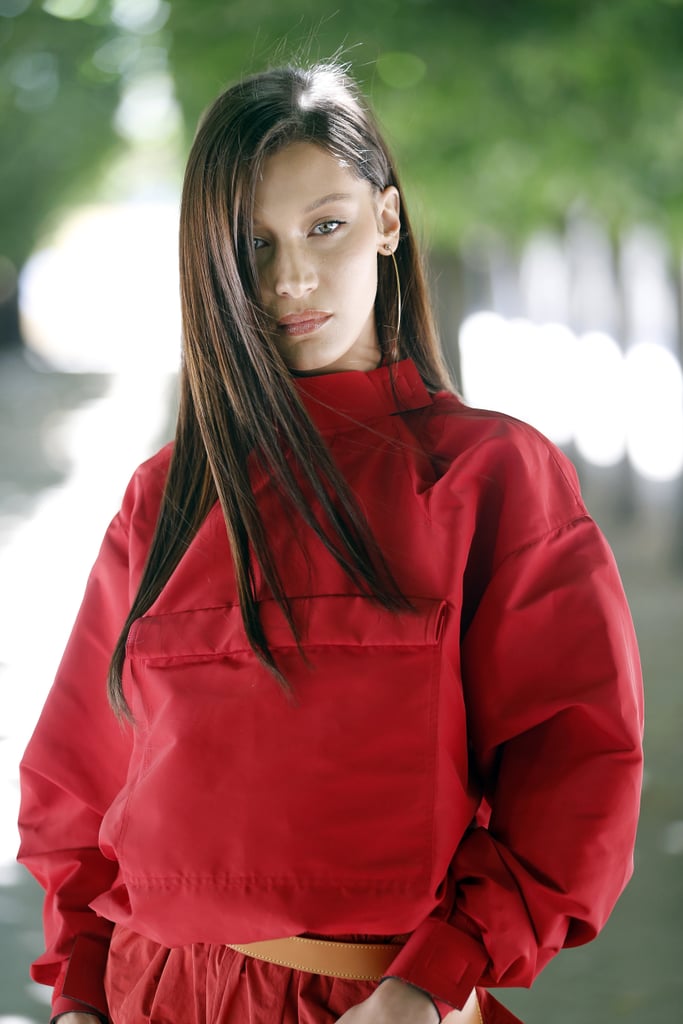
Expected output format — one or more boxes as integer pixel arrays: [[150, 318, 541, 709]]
[[492, 513, 592, 576], [122, 874, 423, 889], [131, 640, 442, 663]]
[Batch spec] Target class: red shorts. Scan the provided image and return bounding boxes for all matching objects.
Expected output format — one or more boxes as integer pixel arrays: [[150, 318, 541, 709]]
[[104, 924, 378, 1024], [104, 924, 518, 1023]]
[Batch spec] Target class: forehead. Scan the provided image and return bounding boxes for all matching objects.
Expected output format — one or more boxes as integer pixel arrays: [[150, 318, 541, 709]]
[[254, 142, 373, 218]]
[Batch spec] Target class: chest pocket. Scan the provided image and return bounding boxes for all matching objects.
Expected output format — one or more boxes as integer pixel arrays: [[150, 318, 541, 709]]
[[118, 595, 448, 889]]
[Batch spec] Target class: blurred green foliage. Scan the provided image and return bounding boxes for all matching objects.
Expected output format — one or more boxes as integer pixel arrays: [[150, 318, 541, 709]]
[[1, 0, 124, 268], [2, 0, 683, 269]]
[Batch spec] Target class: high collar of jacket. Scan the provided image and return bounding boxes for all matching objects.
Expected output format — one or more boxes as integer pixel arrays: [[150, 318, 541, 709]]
[[291, 358, 434, 435]]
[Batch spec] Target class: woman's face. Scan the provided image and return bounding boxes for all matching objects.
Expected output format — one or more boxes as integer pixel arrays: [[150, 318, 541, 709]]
[[252, 142, 400, 375]]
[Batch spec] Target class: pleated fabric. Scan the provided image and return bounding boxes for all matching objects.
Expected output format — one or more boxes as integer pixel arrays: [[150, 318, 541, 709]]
[[105, 924, 377, 1024], [104, 924, 521, 1024]]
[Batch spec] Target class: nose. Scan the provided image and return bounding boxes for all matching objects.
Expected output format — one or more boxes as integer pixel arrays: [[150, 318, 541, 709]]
[[270, 242, 317, 299]]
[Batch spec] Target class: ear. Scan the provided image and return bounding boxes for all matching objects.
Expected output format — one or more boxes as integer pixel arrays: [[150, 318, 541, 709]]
[[375, 186, 401, 253]]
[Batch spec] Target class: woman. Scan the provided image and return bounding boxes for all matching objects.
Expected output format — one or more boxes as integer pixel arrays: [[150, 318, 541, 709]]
[[18, 62, 643, 1024]]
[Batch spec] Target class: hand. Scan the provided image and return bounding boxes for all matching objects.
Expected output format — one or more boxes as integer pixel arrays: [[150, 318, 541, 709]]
[[441, 990, 481, 1024], [335, 978, 439, 1023]]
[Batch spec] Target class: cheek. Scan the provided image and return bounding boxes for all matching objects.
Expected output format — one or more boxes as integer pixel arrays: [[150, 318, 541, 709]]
[[331, 240, 379, 303]]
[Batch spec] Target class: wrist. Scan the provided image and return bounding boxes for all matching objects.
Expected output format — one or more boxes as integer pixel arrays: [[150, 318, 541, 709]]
[[376, 977, 440, 1022]]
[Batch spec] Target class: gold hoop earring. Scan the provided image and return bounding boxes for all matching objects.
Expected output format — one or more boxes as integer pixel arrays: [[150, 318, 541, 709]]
[[381, 243, 401, 360], [390, 251, 401, 338]]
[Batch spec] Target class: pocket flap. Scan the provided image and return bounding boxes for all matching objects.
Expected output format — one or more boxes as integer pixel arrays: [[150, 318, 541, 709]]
[[126, 595, 447, 662]]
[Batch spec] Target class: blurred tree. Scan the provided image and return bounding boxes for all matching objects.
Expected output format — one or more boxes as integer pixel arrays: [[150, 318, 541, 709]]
[[165, 0, 683, 249], [3, 0, 683, 349], [0, 0, 173, 347]]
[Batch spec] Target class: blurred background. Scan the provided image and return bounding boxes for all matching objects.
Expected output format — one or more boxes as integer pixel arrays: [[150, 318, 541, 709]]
[[1, 1, 682, 1021]]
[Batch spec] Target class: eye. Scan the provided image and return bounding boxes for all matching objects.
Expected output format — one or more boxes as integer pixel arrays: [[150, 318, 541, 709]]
[[253, 237, 267, 251], [312, 219, 345, 236]]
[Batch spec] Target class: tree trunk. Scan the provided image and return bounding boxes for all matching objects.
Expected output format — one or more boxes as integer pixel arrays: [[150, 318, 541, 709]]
[[669, 246, 683, 572], [0, 272, 22, 351], [429, 248, 468, 389]]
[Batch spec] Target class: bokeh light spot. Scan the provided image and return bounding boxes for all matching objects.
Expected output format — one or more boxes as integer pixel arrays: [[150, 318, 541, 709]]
[[624, 342, 683, 481], [111, 0, 170, 34], [19, 201, 181, 372], [114, 71, 182, 143], [459, 314, 683, 481], [0, 0, 31, 16], [573, 331, 627, 467], [10, 52, 59, 111], [42, 0, 97, 20], [376, 52, 426, 89]]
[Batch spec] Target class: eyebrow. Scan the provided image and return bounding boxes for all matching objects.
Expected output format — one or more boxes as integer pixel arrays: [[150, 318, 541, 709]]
[[304, 192, 354, 213]]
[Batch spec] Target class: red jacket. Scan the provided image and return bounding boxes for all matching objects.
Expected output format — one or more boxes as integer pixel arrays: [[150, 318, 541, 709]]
[[18, 358, 643, 1021]]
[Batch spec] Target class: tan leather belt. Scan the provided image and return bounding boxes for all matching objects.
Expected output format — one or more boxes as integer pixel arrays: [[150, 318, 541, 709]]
[[227, 937, 484, 1022], [226, 935, 403, 980]]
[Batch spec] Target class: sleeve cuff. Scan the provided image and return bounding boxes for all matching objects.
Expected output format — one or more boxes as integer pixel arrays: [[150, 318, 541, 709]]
[[382, 917, 489, 1010], [53, 933, 111, 1020], [51, 994, 107, 1023]]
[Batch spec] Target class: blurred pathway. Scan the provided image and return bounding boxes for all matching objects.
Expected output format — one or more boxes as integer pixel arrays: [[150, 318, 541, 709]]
[[0, 350, 174, 1020]]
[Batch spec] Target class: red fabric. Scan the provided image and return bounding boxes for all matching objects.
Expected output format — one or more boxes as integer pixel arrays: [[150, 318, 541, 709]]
[[17, 358, 643, 1020], [103, 926, 518, 1024], [105, 924, 377, 1023]]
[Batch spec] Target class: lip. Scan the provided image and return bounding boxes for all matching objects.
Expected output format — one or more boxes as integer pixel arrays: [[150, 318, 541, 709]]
[[277, 311, 332, 336]]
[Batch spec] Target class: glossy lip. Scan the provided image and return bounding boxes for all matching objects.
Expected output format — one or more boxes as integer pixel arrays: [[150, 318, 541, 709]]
[[277, 310, 332, 337]]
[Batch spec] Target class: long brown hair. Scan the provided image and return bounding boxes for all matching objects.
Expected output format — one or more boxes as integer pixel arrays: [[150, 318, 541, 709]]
[[108, 61, 454, 717]]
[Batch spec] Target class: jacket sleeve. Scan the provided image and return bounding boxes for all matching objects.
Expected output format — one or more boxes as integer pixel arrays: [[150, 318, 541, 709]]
[[385, 444, 644, 1014], [17, 476, 145, 1019]]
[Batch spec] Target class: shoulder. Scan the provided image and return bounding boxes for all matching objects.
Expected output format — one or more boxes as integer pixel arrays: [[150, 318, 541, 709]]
[[420, 391, 578, 485], [118, 441, 174, 534], [417, 391, 587, 551]]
